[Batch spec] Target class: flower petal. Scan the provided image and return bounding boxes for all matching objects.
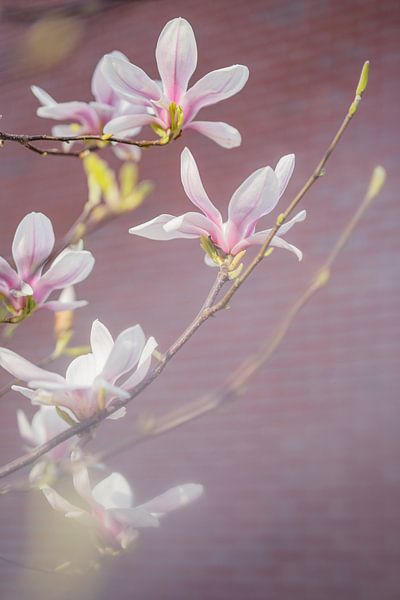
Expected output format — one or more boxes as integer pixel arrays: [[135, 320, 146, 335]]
[[269, 236, 303, 261], [102, 55, 161, 104], [0, 347, 64, 384], [34, 250, 94, 304], [41, 485, 86, 518], [42, 299, 87, 312], [129, 214, 197, 241], [184, 64, 249, 121], [109, 507, 160, 528], [180, 148, 222, 223], [102, 325, 145, 384], [31, 85, 57, 107], [122, 336, 157, 391], [137, 483, 204, 516], [92, 51, 128, 105], [90, 320, 114, 374], [12, 212, 55, 280], [164, 212, 217, 238], [0, 257, 20, 289], [227, 166, 279, 246], [92, 472, 133, 509], [17, 410, 35, 445], [65, 353, 98, 386], [186, 120, 242, 148], [156, 18, 197, 103], [104, 113, 157, 135], [37, 101, 101, 132], [275, 154, 295, 199]]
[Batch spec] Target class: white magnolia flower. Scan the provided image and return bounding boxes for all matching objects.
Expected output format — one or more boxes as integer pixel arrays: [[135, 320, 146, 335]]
[[42, 456, 204, 551], [0, 319, 157, 421]]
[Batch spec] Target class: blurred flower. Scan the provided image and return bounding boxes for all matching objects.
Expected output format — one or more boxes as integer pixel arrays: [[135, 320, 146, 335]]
[[17, 405, 76, 483], [0, 212, 94, 320], [130, 148, 306, 265], [102, 17, 249, 148], [31, 52, 143, 160], [0, 319, 157, 422], [42, 455, 204, 551]]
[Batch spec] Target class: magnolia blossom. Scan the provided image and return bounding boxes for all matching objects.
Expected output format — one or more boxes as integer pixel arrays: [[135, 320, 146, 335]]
[[32, 52, 143, 160], [17, 406, 76, 482], [42, 456, 203, 551], [0, 212, 94, 315], [130, 148, 306, 264], [102, 17, 249, 148], [0, 319, 157, 421]]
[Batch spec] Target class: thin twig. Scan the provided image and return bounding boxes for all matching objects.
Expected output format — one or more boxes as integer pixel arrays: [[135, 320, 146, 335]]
[[0, 64, 370, 479]]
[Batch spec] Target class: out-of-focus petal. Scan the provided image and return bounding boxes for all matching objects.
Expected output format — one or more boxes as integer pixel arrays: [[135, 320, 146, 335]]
[[17, 410, 35, 445], [129, 214, 198, 241], [109, 507, 160, 528], [92, 473, 133, 509], [41, 485, 87, 520], [90, 320, 114, 374], [180, 148, 222, 223], [156, 17, 197, 102], [92, 51, 128, 105], [0, 347, 64, 384], [42, 299, 87, 311], [186, 121, 242, 149], [31, 85, 57, 107], [137, 483, 204, 516], [102, 55, 161, 104], [184, 64, 249, 121], [12, 212, 55, 280]]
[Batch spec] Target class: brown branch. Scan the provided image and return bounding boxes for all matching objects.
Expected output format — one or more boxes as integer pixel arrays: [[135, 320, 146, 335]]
[[98, 165, 386, 461], [0, 131, 168, 159], [0, 63, 370, 480]]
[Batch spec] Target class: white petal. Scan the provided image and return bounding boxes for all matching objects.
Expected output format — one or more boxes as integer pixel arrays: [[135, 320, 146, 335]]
[[102, 325, 145, 383], [109, 507, 160, 528], [41, 485, 85, 517], [12, 212, 55, 280], [270, 236, 303, 261], [17, 410, 35, 445], [186, 120, 242, 148], [156, 18, 197, 103], [122, 336, 157, 390], [180, 148, 222, 223], [42, 299, 87, 312], [275, 154, 295, 199], [72, 462, 93, 502], [104, 113, 157, 135], [163, 212, 217, 238], [184, 64, 249, 121], [137, 483, 204, 516], [35, 250, 94, 304], [90, 320, 114, 374], [65, 353, 98, 386], [92, 51, 128, 105], [31, 85, 57, 107], [129, 214, 197, 241], [0, 347, 64, 384], [92, 472, 133, 509]]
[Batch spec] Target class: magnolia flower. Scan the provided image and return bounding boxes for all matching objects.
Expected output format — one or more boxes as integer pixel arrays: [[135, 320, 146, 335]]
[[42, 456, 204, 551], [0, 212, 94, 317], [32, 52, 143, 160], [17, 406, 76, 482], [102, 17, 249, 148], [130, 148, 306, 264], [0, 319, 157, 421]]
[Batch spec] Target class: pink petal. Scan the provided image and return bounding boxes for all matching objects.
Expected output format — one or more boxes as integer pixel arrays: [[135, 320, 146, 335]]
[[183, 64, 249, 122], [129, 214, 197, 241], [102, 55, 161, 104], [163, 212, 217, 238], [12, 212, 55, 280], [37, 101, 101, 132], [92, 51, 128, 105], [186, 120, 242, 148], [34, 250, 94, 304], [227, 166, 279, 246], [0, 347, 64, 384], [0, 257, 20, 289], [275, 154, 295, 198], [103, 113, 158, 135], [156, 17, 197, 103], [180, 148, 222, 223]]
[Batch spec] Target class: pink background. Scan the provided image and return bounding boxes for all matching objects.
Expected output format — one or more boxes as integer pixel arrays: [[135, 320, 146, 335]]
[[0, 0, 399, 598]]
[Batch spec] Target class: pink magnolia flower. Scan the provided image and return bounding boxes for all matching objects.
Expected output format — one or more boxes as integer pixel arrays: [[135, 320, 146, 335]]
[[17, 405, 77, 482], [42, 456, 203, 551], [102, 18, 249, 148], [129, 148, 306, 264], [31, 52, 143, 160], [0, 319, 157, 421], [0, 212, 94, 317]]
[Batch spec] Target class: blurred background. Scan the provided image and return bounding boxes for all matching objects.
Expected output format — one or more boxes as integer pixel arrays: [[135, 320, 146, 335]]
[[0, 0, 399, 598]]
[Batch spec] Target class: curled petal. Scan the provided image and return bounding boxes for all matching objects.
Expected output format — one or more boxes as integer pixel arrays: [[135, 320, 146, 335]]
[[129, 214, 197, 241], [270, 236, 303, 261], [156, 17, 197, 103], [186, 120, 242, 149], [180, 148, 222, 223], [275, 154, 295, 199], [184, 64, 249, 121], [102, 55, 161, 104], [12, 212, 55, 280]]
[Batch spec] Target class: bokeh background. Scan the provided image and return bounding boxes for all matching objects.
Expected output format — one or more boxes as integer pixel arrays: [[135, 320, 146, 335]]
[[0, 0, 399, 598]]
